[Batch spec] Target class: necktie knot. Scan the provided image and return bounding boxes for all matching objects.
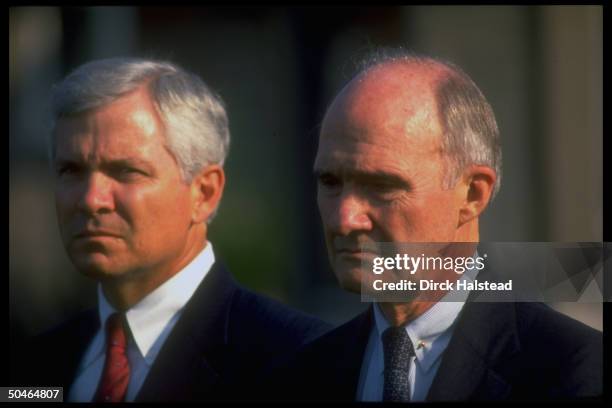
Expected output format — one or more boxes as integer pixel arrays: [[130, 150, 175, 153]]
[[106, 313, 128, 349]]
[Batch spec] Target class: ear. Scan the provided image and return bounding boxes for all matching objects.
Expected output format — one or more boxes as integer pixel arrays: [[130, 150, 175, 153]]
[[458, 165, 496, 227], [189, 164, 225, 224]]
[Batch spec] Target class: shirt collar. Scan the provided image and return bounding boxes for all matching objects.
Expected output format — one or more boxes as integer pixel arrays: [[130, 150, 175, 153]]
[[96, 241, 215, 365], [373, 252, 480, 373]]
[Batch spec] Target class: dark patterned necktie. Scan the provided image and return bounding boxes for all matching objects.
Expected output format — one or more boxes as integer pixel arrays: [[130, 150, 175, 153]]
[[382, 326, 415, 402], [94, 313, 130, 402]]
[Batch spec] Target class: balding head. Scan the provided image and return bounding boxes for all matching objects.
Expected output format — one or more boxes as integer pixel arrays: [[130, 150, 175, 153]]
[[323, 59, 451, 164], [343, 52, 502, 197], [314, 51, 499, 293]]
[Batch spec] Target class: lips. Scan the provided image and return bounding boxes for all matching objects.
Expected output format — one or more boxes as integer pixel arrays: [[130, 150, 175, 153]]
[[336, 246, 378, 254], [335, 249, 378, 258], [74, 230, 122, 239], [336, 248, 360, 254]]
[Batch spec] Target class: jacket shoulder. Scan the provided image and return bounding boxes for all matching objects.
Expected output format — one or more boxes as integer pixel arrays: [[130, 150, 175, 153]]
[[259, 309, 371, 402], [297, 308, 370, 356], [227, 286, 332, 357], [512, 303, 602, 397], [36, 309, 98, 344], [514, 302, 601, 352], [11, 309, 98, 387]]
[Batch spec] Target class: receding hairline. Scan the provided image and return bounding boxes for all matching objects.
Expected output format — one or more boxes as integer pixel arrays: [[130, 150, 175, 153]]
[[321, 58, 456, 138], [329, 54, 482, 127], [359, 56, 455, 84], [318, 55, 482, 175]]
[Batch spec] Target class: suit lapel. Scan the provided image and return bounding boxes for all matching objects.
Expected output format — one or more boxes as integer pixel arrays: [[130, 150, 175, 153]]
[[426, 249, 520, 401], [60, 309, 100, 397], [315, 307, 373, 401], [135, 262, 237, 402], [339, 309, 373, 400], [425, 301, 518, 401]]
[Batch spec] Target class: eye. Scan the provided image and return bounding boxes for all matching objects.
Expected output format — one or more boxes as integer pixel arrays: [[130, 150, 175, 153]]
[[117, 168, 144, 180], [56, 163, 83, 177], [365, 181, 404, 201], [108, 164, 147, 181], [370, 182, 396, 193], [120, 167, 140, 175], [318, 173, 342, 189]]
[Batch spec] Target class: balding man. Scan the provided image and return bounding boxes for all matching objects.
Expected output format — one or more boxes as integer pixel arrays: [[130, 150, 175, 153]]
[[266, 50, 602, 401]]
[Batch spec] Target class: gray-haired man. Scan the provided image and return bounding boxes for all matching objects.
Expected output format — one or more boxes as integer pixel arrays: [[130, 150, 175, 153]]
[[11, 58, 329, 402]]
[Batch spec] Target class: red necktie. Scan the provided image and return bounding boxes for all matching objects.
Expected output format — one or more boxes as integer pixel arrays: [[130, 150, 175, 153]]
[[94, 313, 131, 402]]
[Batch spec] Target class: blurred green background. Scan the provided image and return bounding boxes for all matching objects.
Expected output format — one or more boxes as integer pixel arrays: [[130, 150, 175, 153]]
[[9, 6, 603, 348]]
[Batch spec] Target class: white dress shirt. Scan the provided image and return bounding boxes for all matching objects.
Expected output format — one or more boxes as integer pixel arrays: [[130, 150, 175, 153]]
[[68, 242, 216, 402], [357, 259, 480, 401]]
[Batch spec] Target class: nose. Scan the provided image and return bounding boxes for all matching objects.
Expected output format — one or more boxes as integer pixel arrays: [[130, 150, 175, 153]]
[[77, 172, 115, 214], [325, 191, 373, 236]]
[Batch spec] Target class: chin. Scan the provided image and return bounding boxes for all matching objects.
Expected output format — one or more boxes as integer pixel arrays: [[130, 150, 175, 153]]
[[70, 253, 128, 281], [333, 266, 365, 294]]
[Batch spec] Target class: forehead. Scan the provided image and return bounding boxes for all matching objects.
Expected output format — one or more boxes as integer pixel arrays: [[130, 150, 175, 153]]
[[53, 87, 165, 159], [316, 62, 446, 172]]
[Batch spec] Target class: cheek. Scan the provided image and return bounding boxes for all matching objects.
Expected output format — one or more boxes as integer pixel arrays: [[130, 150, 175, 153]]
[[377, 193, 459, 240], [54, 191, 66, 217], [317, 195, 332, 227], [55, 183, 72, 207], [54, 187, 76, 225], [419, 193, 462, 235], [377, 208, 418, 240], [118, 184, 192, 234]]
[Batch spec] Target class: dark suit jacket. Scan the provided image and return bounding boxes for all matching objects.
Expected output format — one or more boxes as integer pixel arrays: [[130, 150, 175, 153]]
[[11, 261, 331, 402], [266, 265, 603, 401]]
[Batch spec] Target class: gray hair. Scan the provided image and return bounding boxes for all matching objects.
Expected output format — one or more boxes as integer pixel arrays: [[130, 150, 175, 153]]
[[50, 57, 230, 183], [355, 48, 502, 200]]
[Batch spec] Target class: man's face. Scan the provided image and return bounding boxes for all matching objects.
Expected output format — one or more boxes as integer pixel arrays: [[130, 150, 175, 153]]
[[53, 87, 195, 282], [314, 64, 467, 292]]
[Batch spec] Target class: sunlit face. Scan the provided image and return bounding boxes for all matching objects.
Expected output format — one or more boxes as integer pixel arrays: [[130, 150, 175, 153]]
[[53, 87, 196, 282], [314, 64, 467, 292]]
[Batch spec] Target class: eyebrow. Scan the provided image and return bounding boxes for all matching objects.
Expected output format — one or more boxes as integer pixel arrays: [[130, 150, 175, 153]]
[[54, 157, 155, 171], [313, 167, 411, 188]]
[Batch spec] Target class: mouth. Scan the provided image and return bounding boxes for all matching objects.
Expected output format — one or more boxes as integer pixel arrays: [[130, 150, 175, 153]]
[[74, 231, 122, 240], [335, 249, 378, 259]]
